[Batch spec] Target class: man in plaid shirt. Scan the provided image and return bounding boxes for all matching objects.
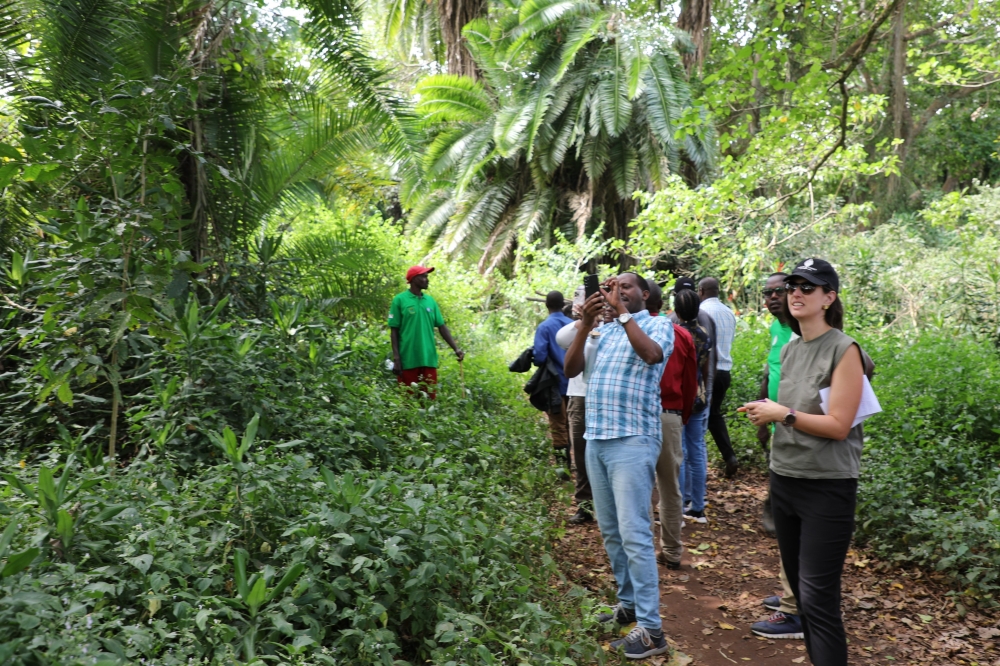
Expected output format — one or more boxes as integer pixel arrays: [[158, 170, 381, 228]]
[[564, 273, 675, 660]]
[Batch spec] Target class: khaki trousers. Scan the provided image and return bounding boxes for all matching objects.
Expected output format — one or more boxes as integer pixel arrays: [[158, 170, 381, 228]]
[[779, 558, 799, 615], [566, 396, 592, 503], [546, 396, 570, 449], [654, 412, 685, 563]]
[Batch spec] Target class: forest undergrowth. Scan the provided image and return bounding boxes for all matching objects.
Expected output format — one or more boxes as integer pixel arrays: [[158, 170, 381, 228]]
[[0, 321, 605, 665]]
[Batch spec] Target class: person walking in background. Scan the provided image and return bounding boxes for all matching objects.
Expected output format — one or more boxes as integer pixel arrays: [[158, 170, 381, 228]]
[[672, 289, 714, 525], [750, 272, 805, 640], [556, 286, 595, 524], [739, 258, 865, 666], [698, 277, 739, 478], [564, 273, 674, 659], [533, 291, 574, 459], [647, 282, 697, 569], [389, 266, 464, 397], [672, 278, 716, 406]]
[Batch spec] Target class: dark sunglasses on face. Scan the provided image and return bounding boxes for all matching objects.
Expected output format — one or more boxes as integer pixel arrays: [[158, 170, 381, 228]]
[[762, 287, 787, 297], [784, 282, 819, 295]]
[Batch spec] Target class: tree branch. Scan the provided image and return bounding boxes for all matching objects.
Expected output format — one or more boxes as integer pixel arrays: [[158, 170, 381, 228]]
[[822, 0, 903, 73], [909, 82, 998, 141], [0, 289, 36, 313]]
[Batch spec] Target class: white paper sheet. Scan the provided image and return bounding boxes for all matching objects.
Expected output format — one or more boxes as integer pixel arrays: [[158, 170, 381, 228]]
[[818, 375, 882, 427]]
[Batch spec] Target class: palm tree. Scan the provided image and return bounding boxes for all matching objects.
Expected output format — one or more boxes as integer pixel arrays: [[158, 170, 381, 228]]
[[378, 0, 485, 77], [404, 0, 717, 272], [0, 0, 407, 259]]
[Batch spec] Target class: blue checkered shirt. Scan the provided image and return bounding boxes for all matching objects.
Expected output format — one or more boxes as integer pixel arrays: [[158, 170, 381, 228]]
[[700, 297, 736, 372], [584, 310, 674, 441]]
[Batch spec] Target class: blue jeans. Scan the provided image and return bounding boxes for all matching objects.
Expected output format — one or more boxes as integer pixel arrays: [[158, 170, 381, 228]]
[[586, 435, 662, 630], [680, 408, 709, 512]]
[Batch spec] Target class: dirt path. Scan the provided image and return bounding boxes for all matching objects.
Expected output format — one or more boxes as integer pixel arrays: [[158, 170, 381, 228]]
[[552, 468, 999, 665]]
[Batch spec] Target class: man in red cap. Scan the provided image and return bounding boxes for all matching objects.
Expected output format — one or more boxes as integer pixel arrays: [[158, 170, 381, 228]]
[[388, 266, 464, 397]]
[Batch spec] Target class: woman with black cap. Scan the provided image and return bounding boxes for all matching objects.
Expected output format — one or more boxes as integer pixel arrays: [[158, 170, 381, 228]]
[[737, 258, 864, 666]]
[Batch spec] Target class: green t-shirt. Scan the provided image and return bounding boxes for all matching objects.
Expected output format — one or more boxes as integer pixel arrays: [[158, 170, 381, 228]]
[[388, 290, 445, 370], [767, 320, 794, 402]]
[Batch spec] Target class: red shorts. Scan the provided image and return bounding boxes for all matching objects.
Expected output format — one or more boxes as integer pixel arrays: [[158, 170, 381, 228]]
[[397, 367, 438, 398]]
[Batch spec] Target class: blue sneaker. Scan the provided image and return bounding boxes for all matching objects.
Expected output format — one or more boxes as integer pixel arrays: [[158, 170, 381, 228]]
[[596, 603, 636, 626], [610, 626, 671, 659], [762, 595, 782, 611], [751, 612, 804, 639]]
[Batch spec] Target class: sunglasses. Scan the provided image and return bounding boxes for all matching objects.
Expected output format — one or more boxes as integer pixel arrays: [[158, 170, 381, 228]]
[[784, 282, 819, 295], [762, 287, 786, 297]]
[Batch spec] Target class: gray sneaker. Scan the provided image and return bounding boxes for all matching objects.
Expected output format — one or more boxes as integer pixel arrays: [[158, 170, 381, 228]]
[[610, 625, 671, 659], [596, 603, 636, 625]]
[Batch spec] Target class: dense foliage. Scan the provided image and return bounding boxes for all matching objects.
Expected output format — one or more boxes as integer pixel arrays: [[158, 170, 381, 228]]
[[3, 0, 1000, 662], [0, 320, 605, 665]]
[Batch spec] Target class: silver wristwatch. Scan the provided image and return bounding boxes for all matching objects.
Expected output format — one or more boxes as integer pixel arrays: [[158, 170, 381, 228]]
[[617, 312, 632, 326]]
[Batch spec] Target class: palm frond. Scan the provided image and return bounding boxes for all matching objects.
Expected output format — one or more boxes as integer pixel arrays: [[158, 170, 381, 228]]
[[596, 42, 631, 136], [642, 51, 684, 151], [36, 0, 132, 95], [555, 13, 603, 81], [299, 0, 411, 160], [444, 173, 517, 255], [608, 135, 638, 199], [493, 98, 535, 156], [415, 74, 494, 124], [513, 0, 599, 38], [514, 186, 556, 241]]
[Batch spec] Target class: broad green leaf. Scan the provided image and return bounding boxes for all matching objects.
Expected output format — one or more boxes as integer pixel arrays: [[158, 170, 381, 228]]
[[234, 548, 249, 600], [0, 142, 21, 160], [56, 509, 73, 547], [37, 467, 57, 504], [265, 562, 306, 603], [1, 548, 39, 578], [0, 164, 19, 189], [246, 576, 267, 615], [0, 521, 18, 558], [93, 504, 129, 522], [126, 554, 153, 574], [238, 413, 261, 461], [56, 381, 73, 405], [2, 474, 36, 502]]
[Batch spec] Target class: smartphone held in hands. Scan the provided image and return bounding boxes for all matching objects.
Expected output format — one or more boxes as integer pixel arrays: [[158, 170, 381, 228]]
[[584, 274, 600, 300]]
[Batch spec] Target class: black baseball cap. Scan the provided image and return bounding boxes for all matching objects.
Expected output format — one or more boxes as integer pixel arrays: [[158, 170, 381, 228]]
[[674, 276, 696, 292], [787, 258, 839, 292]]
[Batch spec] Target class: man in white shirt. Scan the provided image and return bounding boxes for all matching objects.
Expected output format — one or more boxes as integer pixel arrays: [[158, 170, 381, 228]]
[[698, 277, 739, 478], [556, 287, 595, 524]]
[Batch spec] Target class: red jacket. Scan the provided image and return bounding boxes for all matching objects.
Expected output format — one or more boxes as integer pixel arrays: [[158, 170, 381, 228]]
[[660, 324, 698, 423]]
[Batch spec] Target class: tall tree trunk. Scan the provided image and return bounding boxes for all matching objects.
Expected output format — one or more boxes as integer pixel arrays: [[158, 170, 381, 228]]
[[439, 0, 485, 78], [677, 0, 712, 75], [885, 0, 911, 202]]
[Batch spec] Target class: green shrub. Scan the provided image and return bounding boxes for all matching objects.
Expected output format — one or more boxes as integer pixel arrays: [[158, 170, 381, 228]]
[[856, 333, 1000, 607], [0, 331, 605, 665]]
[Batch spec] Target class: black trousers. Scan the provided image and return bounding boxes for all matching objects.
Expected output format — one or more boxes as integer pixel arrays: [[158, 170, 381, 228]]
[[708, 369, 736, 461], [770, 472, 857, 666]]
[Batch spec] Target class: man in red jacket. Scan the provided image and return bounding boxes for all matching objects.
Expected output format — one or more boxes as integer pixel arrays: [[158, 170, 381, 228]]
[[647, 283, 698, 569]]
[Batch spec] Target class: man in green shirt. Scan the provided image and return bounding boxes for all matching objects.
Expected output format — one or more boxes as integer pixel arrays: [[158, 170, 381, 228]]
[[388, 266, 464, 398], [757, 272, 795, 446]]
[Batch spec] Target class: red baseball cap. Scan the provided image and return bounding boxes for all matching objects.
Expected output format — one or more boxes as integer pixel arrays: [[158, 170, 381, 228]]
[[405, 265, 435, 282]]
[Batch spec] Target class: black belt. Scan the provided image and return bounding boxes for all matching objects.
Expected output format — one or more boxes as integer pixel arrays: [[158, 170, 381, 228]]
[[663, 409, 683, 415]]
